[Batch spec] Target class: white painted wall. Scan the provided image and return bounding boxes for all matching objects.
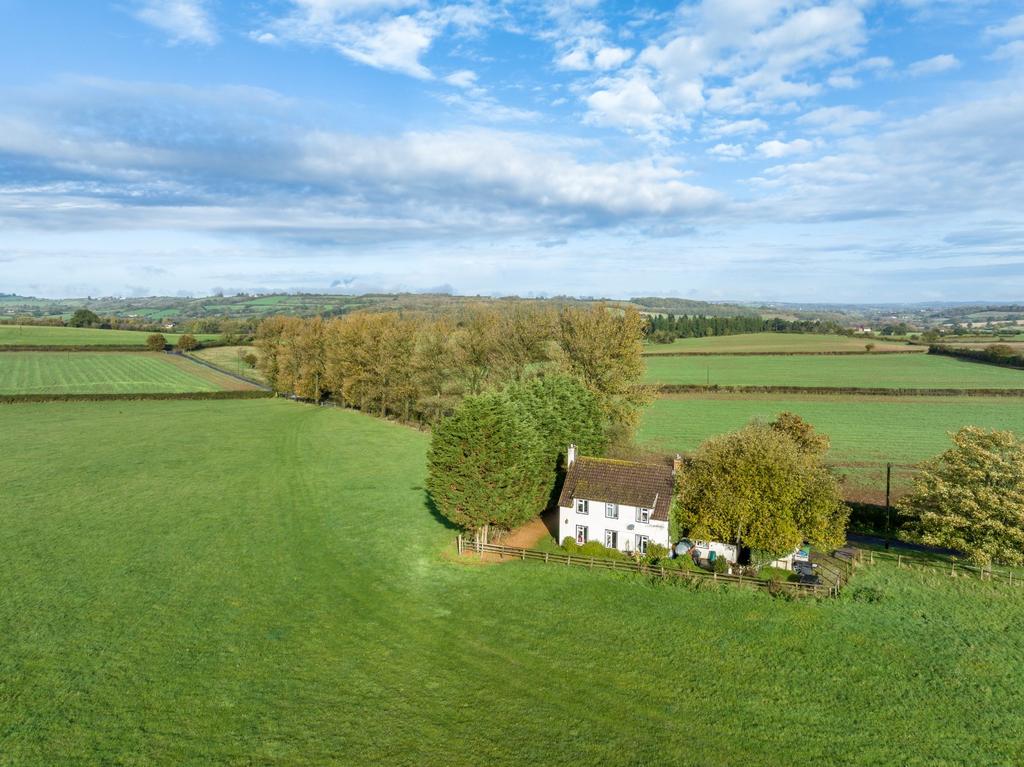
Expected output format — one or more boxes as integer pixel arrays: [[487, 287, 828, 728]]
[[689, 540, 739, 564], [558, 498, 670, 553]]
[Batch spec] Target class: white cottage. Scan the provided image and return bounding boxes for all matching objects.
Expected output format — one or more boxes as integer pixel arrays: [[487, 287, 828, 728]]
[[557, 445, 678, 555]]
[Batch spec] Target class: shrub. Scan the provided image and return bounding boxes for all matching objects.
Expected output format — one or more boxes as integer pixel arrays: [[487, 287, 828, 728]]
[[712, 556, 730, 574], [850, 586, 884, 603], [578, 541, 627, 560], [561, 537, 579, 554], [641, 543, 668, 566], [241, 352, 258, 368]]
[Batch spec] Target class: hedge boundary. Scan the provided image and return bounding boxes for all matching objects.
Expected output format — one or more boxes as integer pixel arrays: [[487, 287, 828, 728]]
[[656, 384, 1024, 397], [0, 390, 275, 404], [928, 344, 1024, 370], [642, 349, 924, 357]]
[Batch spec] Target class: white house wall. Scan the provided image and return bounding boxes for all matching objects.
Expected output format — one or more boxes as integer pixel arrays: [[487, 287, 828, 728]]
[[559, 500, 670, 553]]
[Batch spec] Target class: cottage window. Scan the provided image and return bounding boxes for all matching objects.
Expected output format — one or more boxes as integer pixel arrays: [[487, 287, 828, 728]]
[[576, 525, 589, 545], [604, 530, 617, 549], [575, 499, 589, 515], [605, 502, 618, 519], [635, 535, 649, 554], [637, 507, 651, 524]]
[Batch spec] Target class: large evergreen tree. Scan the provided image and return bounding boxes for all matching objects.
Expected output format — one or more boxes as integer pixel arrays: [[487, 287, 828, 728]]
[[673, 422, 848, 555], [426, 394, 550, 541], [899, 427, 1024, 566]]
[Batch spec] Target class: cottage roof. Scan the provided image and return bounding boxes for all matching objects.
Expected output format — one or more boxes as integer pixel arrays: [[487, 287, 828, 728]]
[[557, 456, 675, 521]]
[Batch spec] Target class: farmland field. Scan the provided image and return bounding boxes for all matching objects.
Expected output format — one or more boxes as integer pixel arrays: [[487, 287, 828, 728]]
[[191, 345, 266, 383], [0, 324, 221, 347], [643, 332, 915, 354], [640, 393, 1024, 499], [0, 352, 254, 394], [643, 352, 1024, 389], [2, 398, 1024, 765]]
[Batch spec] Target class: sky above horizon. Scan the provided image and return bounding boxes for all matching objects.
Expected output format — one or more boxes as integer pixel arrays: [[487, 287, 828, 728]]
[[1, 0, 1023, 302]]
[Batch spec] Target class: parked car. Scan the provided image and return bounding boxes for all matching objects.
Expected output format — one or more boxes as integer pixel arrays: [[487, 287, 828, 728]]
[[793, 560, 818, 578], [798, 572, 823, 586]]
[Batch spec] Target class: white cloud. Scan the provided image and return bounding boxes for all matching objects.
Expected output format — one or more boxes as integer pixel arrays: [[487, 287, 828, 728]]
[[704, 118, 768, 137], [443, 69, 478, 89], [827, 74, 857, 89], [132, 0, 218, 45], [757, 138, 815, 158], [797, 105, 881, 134], [708, 143, 745, 159], [991, 40, 1024, 61], [985, 14, 1024, 39], [584, 72, 674, 136], [908, 53, 960, 77], [593, 46, 634, 70]]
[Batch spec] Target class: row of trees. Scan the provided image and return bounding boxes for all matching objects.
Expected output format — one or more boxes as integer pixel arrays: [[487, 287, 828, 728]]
[[255, 303, 651, 438], [645, 314, 848, 343], [928, 343, 1024, 370]]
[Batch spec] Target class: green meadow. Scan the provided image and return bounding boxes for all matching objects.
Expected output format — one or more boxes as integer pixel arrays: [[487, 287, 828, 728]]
[[643, 332, 915, 354], [0, 352, 238, 394], [643, 352, 1024, 389], [192, 345, 266, 383], [0, 324, 221, 347], [2, 399, 1023, 765]]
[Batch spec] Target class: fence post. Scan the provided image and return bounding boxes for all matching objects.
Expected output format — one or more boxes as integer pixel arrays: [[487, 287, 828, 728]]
[[521, 548, 525, 561], [457, 534, 463, 556], [870, 550, 874, 565], [544, 552, 549, 564], [898, 554, 902, 568]]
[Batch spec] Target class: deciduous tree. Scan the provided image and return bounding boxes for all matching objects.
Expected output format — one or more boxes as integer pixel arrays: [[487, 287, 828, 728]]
[[176, 334, 199, 352], [898, 427, 1024, 566], [673, 422, 848, 556], [146, 333, 167, 352]]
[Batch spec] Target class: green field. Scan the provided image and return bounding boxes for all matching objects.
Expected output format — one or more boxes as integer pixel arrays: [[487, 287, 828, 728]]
[[0, 324, 221, 347], [192, 345, 266, 383], [643, 352, 1024, 389], [0, 352, 243, 394], [640, 394, 1024, 499], [643, 333, 915, 354], [1, 398, 1023, 764]]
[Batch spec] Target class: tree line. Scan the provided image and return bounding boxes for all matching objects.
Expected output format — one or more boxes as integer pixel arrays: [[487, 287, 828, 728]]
[[928, 343, 1024, 370], [645, 314, 848, 343], [255, 303, 651, 437]]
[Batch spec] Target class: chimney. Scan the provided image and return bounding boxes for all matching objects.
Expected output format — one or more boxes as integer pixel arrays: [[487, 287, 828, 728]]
[[673, 453, 683, 475], [567, 444, 577, 467]]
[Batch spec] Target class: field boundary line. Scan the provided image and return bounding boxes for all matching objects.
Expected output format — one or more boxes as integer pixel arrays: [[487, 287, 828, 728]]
[[458, 537, 843, 597], [643, 349, 924, 357], [0, 390, 274, 404], [655, 384, 1024, 397], [180, 352, 270, 390], [0, 345, 152, 352], [855, 547, 1023, 586]]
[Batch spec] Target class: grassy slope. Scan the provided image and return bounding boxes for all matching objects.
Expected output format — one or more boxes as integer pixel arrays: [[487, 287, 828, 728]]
[[643, 333, 915, 354], [0, 352, 227, 394], [192, 345, 266, 383], [0, 325, 220, 347], [643, 353, 1024, 389], [2, 399, 1023, 765]]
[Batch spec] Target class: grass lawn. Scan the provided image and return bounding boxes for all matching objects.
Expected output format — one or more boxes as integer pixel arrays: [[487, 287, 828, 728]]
[[0, 352, 251, 394], [191, 345, 266, 383], [640, 393, 1024, 500], [0, 324, 221, 347], [2, 399, 1024, 764], [643, 333, 916, 354], [643, 352, 1024, 389]]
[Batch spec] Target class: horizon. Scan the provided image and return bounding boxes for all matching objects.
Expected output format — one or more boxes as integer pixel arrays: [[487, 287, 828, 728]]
[[2, 1, 1023, 301]]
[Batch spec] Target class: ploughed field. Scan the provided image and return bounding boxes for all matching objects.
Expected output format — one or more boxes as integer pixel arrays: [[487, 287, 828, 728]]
[[2, 398, 1023, 765], [0, 324, 221, 347], [0, 352, 253, 394], [643, 352, 1024, 389], [643, 332, 916, 354]]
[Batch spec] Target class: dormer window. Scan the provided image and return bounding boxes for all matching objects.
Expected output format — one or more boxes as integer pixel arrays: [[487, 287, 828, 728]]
[[637, 507, 651, 524]]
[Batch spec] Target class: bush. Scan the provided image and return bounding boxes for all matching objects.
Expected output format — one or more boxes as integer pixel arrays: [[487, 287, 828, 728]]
[[641, 543, 668, 566], [712, 556, 730, 574], [850, 586, 884, 603], [561, 537, 579, 554], [578, 540, 627, 560], [241, 352, 258, 368]]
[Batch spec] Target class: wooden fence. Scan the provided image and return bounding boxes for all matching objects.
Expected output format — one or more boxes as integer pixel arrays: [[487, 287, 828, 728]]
[[854, 547, 1024, 586], [458, 536, 843, 597]]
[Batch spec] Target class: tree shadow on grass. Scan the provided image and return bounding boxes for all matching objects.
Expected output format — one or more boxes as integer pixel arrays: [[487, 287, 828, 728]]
[[418, 487, 460, 533]]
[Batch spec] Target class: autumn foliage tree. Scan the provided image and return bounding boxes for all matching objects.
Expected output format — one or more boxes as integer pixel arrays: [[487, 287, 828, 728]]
[[899, 427, 1024, 566], [145, 333, 167, 351], [673, 421, 849, 556], [175, 334, 199, 352]]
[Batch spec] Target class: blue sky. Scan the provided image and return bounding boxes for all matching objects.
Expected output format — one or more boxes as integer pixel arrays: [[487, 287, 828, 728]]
[[1, 0, 1022, 301]]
